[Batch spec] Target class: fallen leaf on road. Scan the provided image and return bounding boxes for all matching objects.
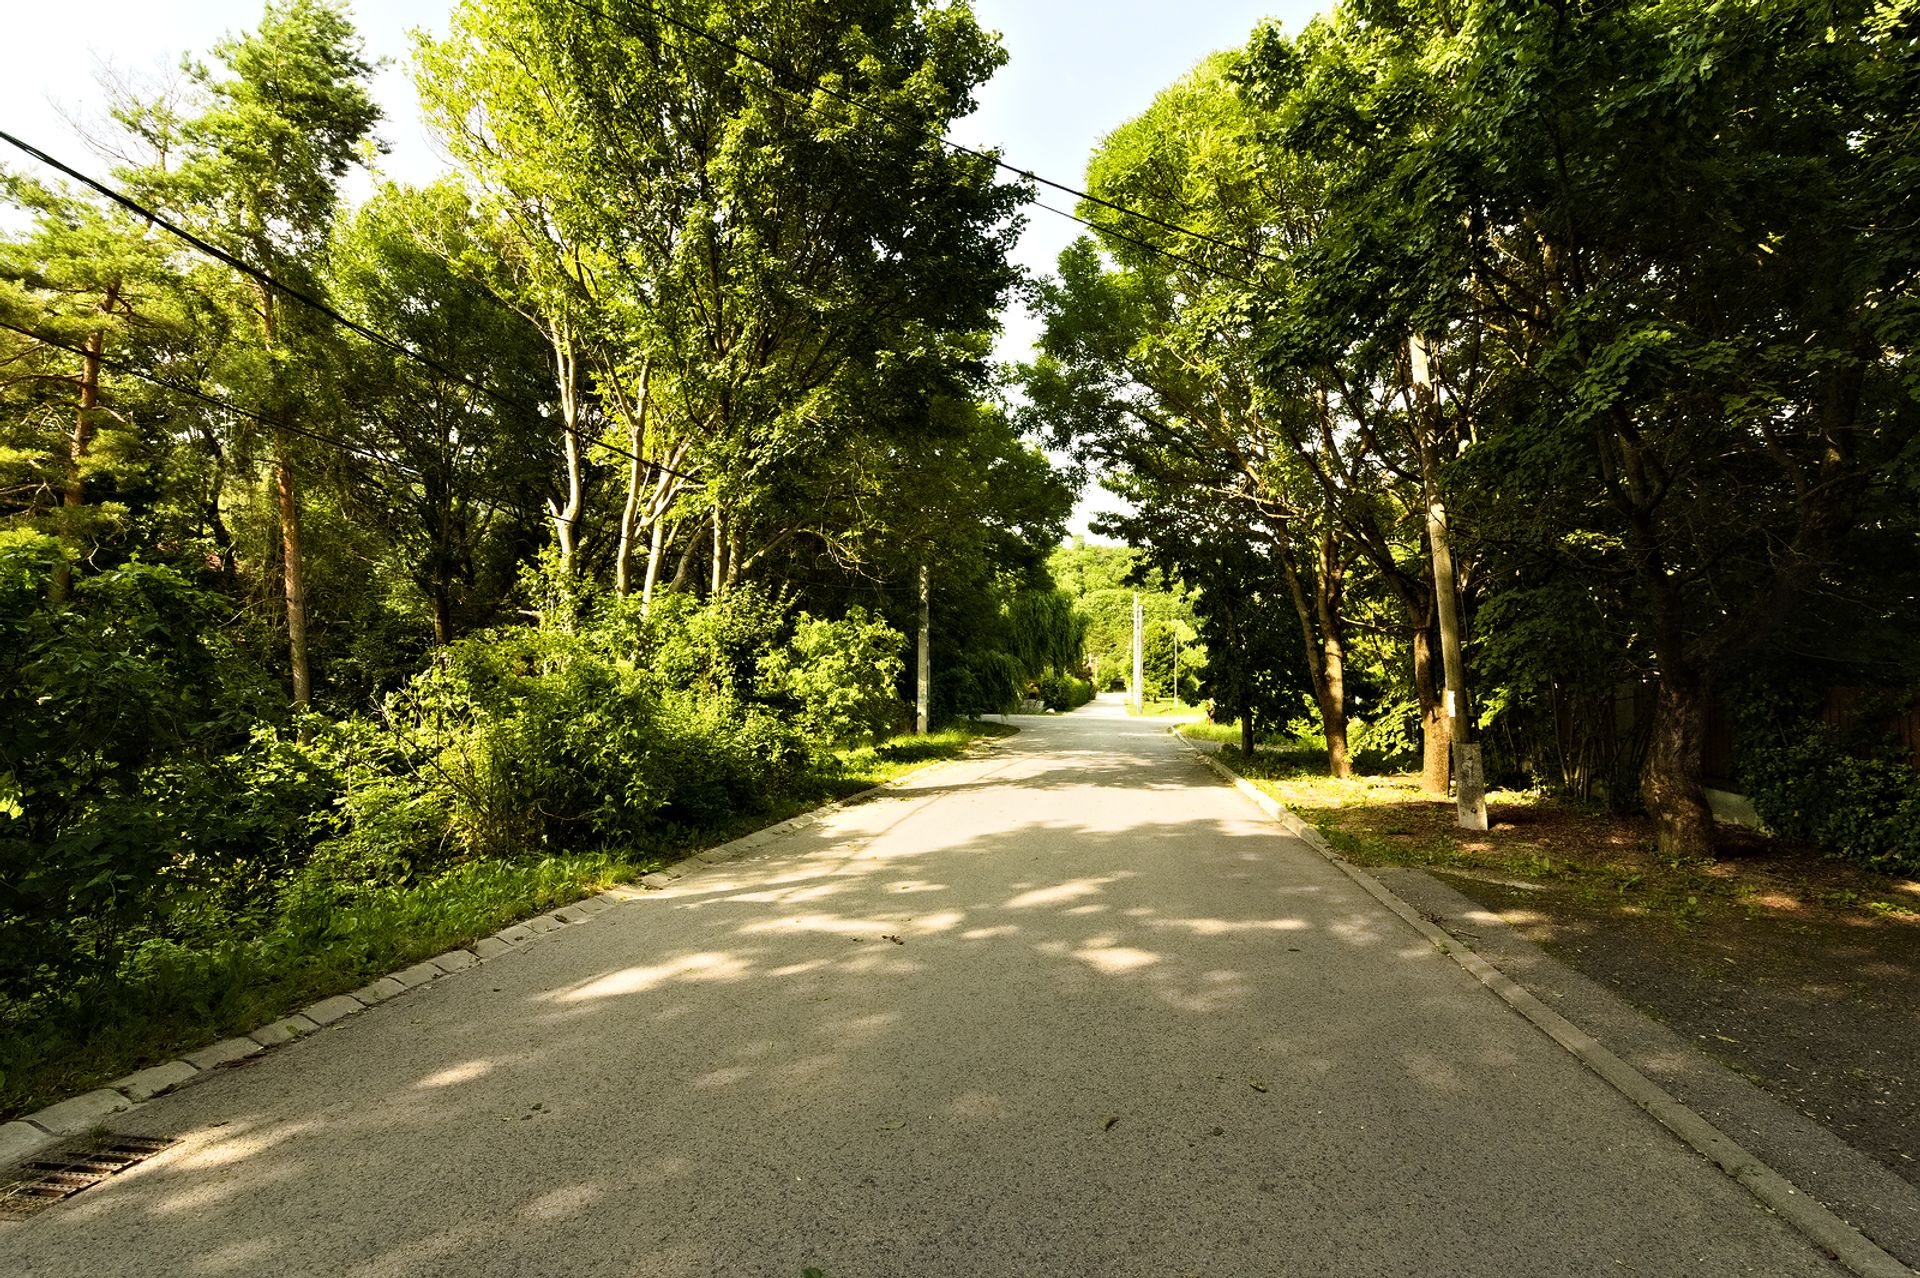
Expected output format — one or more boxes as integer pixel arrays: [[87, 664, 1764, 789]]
[[1249, 1080, 1268, 1093], [879, 1119, 906, 1131], [1103, 1115, 1120, 1131], [881, 934, 904, 945]]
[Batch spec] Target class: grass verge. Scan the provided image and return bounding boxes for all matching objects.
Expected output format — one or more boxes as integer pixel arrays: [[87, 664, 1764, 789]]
[[1194, 734, 1920, 928], [1128, 698, 1206, 718], [0, 720, 1013, 1122]]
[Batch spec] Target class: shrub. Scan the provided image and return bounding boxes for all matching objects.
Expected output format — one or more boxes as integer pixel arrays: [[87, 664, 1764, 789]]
[[1738, 724, 1920, 875], [1033, 671, 1093, 711], [0, 540, 284, 994], [760, 607, 906, 745], [645, 582, 789, 702]]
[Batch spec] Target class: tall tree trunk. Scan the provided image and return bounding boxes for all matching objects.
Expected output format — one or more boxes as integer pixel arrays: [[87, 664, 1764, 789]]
[[916, 563, 931, 734], [275, 426, 311, 711], [63, 327, 106, 512], [1279, 546, 1349, 779], [255, 290, 311, 711], [709, 503, 725, 597], [613, 360, 652, 597], [50, 323, 110, 601], [1411, 332, 1485, 829], [1313, 530, 1351, 778], [640, 518, 668, 617], [1411, 622, 1449, 793], [548, 334, 584, 576], [669, 523, 699, 591], [430, 587, 453, 646], [1642, 671, 1715, 857]]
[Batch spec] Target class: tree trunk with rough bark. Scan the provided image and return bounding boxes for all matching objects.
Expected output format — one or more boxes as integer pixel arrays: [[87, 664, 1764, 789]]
[[1642, 672, 1716, 857], [50, 322, 109, 602], [274, 426, 311, 710], [1280, 544, 1350, 779], [1410, 332, 1484, 829], [1411, 623, 1449, 794]]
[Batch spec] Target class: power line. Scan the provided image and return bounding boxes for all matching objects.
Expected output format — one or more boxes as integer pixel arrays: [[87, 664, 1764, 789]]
[[1029, 199, 1277, 299], [562, 0, 1291, 273], [0, 128, 705, 489], [2, 2, 1286, 500]]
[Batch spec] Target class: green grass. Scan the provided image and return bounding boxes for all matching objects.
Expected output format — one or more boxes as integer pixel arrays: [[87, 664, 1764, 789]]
[[1128, 698, 1206, 717], [1194, 740, 1753, 928], [0, 720, 1011, 1122], [1178, 718, 1293, 746]]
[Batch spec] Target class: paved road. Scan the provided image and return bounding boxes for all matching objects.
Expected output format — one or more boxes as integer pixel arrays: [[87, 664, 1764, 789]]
[[2, 701, 1843, 1277]]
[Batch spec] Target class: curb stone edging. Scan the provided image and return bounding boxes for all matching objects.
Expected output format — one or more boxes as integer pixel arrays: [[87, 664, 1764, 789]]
[[1178, 731, 1916, 1278], [3, 852, 636, 1169], [2, 733, 1008, 1175]]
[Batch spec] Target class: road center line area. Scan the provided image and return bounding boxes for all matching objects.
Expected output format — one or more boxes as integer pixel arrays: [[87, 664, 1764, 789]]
[[0, 703, 1848, 1277]]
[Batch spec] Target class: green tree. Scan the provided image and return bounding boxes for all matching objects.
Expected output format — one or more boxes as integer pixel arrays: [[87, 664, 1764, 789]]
[[0, 168, 192, 597], [163, 0, 380, 707], [328, 182, 554, 642], [1244, 0, 1920, 852], [417, 0, 1025, 598], [1025, 56, 1365, 775]]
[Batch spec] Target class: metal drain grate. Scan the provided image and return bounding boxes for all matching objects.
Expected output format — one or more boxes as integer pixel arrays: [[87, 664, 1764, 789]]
[[0, 1135, 176, 1220]]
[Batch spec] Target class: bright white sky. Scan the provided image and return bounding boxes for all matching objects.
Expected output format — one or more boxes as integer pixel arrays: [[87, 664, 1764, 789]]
[[0, 0, 1329, 537]]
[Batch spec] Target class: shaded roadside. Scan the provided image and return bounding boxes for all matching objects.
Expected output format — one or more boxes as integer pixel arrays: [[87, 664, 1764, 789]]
[[1192, 733, 1920, 1267]]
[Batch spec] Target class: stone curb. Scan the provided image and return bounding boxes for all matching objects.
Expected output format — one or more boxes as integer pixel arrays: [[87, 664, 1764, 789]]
[[3, 735, 1009, 1173], [1180, 733, 1916, 1278]]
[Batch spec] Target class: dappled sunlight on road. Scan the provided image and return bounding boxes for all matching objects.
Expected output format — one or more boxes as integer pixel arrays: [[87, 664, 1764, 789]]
[[520, 1182, 603, 1222], [416, 1060, 492, 1089], [0, 707, 1832, 1278], [1004, 875, 1132, 909], [1066, 938, 1161, 974], [554, 951, 752, 1002]]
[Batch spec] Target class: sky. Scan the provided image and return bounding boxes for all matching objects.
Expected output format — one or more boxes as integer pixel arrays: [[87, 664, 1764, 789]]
[[0, 0, 1329, 537]]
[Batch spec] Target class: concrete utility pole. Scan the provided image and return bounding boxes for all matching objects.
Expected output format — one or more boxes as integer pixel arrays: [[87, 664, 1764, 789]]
[[916, 563, 931, 735], [1131, 592, 1144, 712]]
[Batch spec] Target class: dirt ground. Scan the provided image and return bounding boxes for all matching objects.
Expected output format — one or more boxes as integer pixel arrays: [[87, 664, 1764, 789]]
[[1243, 761, 1920, 1190]]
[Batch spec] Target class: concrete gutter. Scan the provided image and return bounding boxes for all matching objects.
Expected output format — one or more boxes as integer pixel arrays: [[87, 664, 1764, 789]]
[[1179, 734, 1916, 1278]]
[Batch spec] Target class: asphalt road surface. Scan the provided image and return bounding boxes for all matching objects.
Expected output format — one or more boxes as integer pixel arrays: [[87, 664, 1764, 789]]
[[0, 699, 1845, 1277]]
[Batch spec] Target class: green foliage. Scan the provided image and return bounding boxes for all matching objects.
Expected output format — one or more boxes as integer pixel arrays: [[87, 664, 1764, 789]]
[[1735, 705, 1920, 876], [0, 538, 282, 995], [645, 584, 789, 703], [1031, 671, 1093, 712], [762, 608, 907, 746], [0, 0, 1079, 1121]]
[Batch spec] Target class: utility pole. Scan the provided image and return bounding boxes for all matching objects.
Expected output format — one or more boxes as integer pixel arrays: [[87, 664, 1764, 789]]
[[916, 563, 930, 735], [1131, 591, 1144, 712]]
